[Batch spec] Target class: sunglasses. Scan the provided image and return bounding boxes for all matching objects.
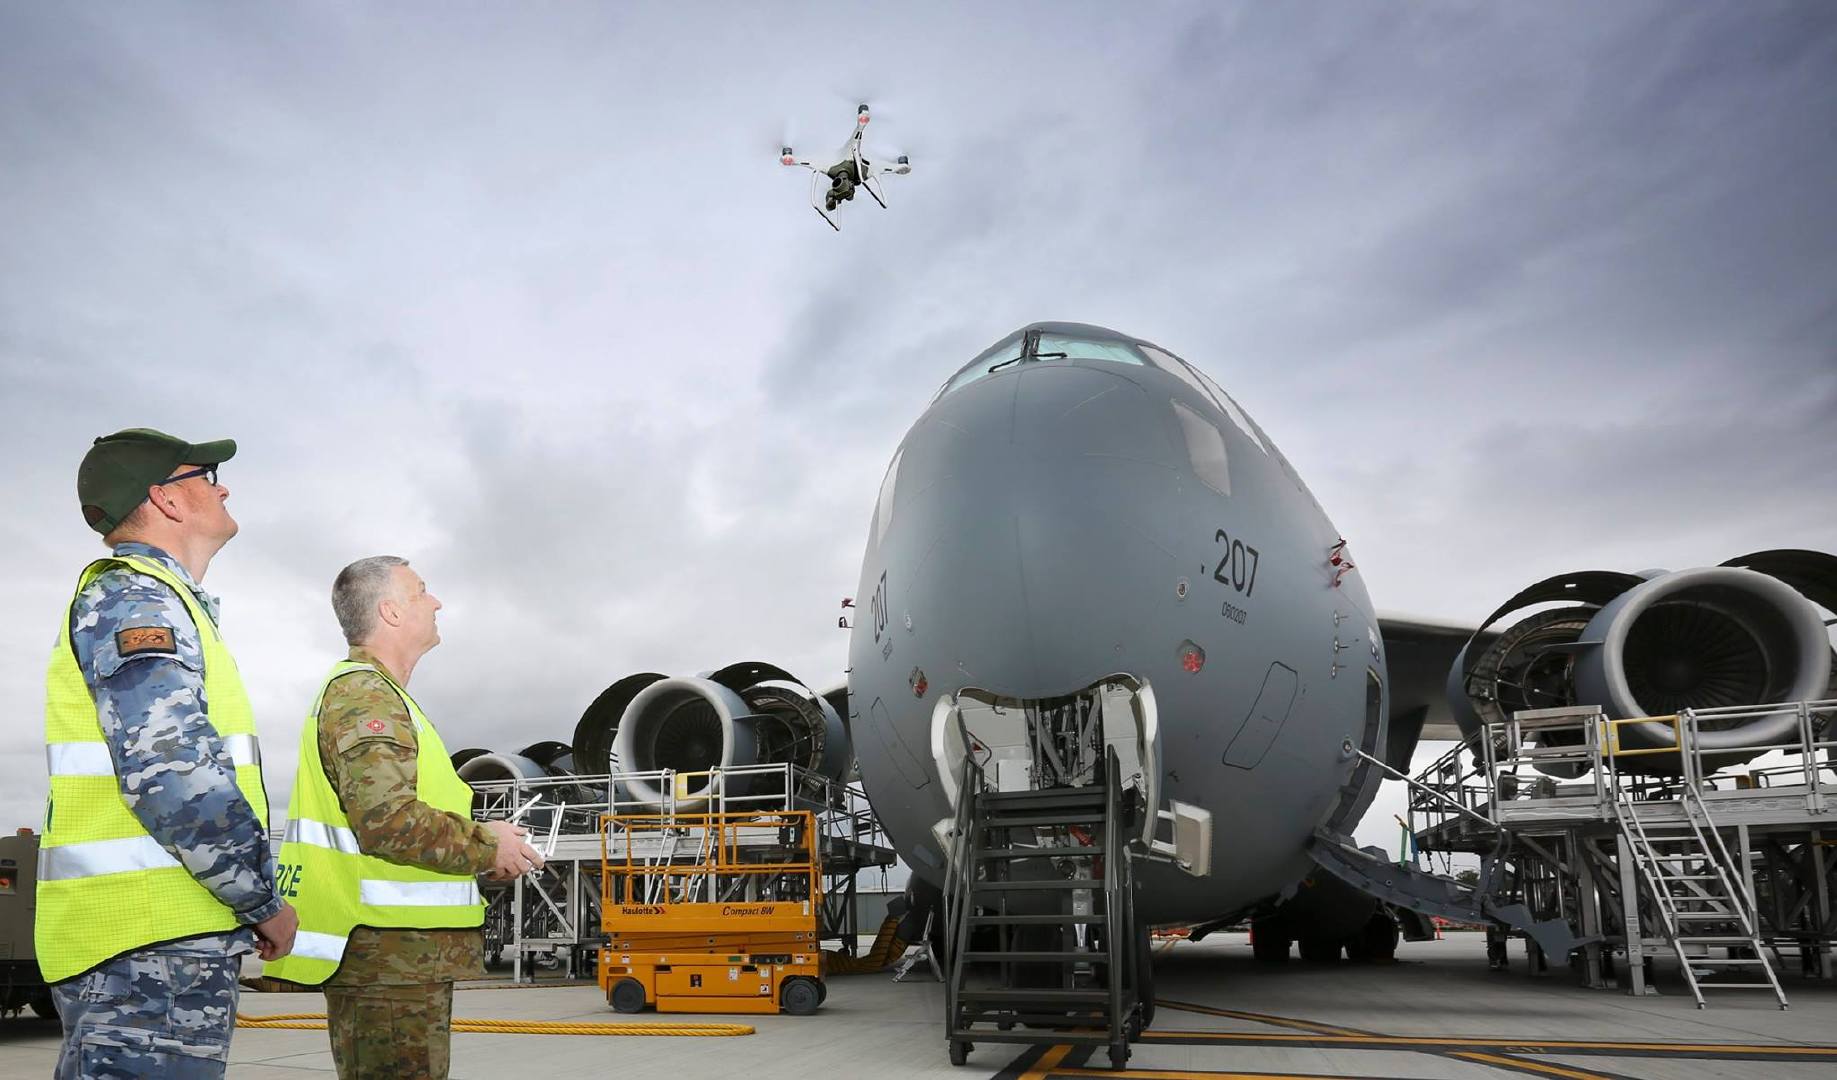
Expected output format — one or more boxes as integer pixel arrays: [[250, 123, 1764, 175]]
[[159, 465, 220, 488]]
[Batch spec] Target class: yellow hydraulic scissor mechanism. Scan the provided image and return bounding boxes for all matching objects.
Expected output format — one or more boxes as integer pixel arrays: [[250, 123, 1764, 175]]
[[598, 807, 825, 1015]]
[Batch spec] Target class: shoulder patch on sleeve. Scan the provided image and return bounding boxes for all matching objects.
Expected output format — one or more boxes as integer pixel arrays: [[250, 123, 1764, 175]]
[[334, 716, 416, 757], [116, 626, 178, 656]]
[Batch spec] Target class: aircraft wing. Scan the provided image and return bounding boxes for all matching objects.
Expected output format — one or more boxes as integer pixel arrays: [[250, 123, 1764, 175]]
[[1376, 611, 1495, 767]]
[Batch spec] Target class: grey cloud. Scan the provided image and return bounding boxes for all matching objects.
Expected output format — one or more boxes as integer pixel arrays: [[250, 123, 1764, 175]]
[[4, 3, 1835, 851]]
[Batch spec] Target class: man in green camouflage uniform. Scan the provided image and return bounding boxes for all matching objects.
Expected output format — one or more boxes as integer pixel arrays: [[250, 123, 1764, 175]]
[[311, 556, 542, 1079]]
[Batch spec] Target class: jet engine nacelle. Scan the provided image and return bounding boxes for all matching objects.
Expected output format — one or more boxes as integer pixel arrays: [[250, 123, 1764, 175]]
[[1574, 568, 1829, 753], [1450, 551, 1837, 770], [600, 661, 849, 806]]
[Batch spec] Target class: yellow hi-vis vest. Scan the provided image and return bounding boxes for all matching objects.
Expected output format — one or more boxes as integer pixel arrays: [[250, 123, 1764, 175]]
[[263, 660, 484, 985], [38, 554, 269, 983]]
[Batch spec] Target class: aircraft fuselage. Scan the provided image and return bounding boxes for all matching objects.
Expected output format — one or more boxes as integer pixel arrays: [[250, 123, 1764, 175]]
[[847, 323, 1387, 926]]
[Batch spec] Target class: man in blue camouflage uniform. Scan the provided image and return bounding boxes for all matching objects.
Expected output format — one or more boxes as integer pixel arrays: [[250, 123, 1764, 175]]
[[47, 428, 298, 1078]]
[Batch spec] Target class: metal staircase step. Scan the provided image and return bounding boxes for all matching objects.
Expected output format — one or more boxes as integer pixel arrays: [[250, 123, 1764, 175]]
[[968, 913, 1106, 926], [974, 879, 1100, 892], [952, 1013, 1110, 1029], [979, 812, 1107, 828], [962, 950, 1107, 961], [979, 788, 1107, 808], [957, 988, 1110, 1004], [979, 846, 1104, 859]]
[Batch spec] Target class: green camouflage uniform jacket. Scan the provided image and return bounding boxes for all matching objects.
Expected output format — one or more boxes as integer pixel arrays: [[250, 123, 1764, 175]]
[[319, 646, 498, 985]]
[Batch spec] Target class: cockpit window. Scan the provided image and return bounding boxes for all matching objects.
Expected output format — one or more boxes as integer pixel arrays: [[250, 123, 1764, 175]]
[[935, 332, 1145, 402], [1034, 334, 1145, 367], [1138, 344, 1268, 454], [1172, 400, 1231, 496], [874, 446, 902, 546], [936, 335, 1022, 400]]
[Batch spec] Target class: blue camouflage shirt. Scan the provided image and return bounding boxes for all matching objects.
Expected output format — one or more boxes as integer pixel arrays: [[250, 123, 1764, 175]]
[[65, 541, 281, 954]]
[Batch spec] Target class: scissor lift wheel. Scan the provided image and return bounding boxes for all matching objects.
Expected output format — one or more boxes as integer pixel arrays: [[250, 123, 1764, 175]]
[[780, 977, 823, 1016], [609, 976, 646, 1014]]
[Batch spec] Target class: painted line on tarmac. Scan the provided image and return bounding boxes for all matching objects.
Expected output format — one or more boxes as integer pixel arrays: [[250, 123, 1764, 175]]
[[1047, 1067, 1425, 1080], [1137, 1030, 1837, 1061], [1014, 1044, 1073, 1080], [995, 999, 1772, 1080], [1150, 1001, 1796, 1076], [1448, 1052, 1635, 1080], [1155, 999, 1379, 1037]]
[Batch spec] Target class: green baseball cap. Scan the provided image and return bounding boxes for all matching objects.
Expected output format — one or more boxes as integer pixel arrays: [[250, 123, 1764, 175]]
[[77, 428, 237, 534]]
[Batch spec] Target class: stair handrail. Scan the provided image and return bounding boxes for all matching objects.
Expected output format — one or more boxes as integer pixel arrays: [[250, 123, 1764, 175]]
[[943, 751, 985, 1037], [1677, 786, 1747, 924], [1675, 710, 1756, 930], [1613, 796, 1681, 930], [1103, 746, 1125, 1047]]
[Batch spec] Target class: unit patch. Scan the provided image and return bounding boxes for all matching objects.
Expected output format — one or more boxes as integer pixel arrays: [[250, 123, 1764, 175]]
[[365, 719, 387, 734], [115, 626, 177, 656]]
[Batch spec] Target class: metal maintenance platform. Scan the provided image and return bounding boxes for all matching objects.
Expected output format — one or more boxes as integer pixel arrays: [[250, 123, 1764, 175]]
[[1408, 699, 1837, 1005]]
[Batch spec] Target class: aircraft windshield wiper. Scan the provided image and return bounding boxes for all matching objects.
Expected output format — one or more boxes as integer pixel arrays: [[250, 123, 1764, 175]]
[[988, 328, 1067, 373]]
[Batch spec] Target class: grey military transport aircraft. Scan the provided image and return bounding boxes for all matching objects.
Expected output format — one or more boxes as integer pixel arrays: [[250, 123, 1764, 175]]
[[842, 322, 1448, 957], [561, 321, 1835, 968]]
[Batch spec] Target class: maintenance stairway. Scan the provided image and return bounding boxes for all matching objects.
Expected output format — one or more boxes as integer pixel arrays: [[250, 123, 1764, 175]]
[[944, 749, 1146, 1071], [1616, 787, 1788, 1008]]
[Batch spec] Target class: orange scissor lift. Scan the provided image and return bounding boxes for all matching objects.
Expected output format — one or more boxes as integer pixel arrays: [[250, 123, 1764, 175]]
[[598, 808, 826, 1016]]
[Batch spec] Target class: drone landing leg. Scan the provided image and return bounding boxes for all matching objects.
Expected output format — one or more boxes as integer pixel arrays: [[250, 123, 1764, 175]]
[[814, 205, 840, 231]]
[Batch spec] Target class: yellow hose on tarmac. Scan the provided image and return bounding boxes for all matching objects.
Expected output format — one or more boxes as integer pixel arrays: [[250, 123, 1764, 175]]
[[824, 913, 908, 975], [235, 1013, 753, 1036]]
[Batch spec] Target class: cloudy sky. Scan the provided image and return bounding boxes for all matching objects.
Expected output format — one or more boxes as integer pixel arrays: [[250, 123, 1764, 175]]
[[3, 3, 1833, 856]]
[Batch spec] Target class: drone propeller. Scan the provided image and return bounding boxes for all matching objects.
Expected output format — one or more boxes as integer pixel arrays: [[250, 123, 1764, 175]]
[[768, 120, 807, 166], [833, 89, 900, 123], [867, 142, 916, 175]]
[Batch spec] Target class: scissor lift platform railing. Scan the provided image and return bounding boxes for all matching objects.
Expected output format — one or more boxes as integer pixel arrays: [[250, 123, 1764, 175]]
[[470, 763, 899, 982]]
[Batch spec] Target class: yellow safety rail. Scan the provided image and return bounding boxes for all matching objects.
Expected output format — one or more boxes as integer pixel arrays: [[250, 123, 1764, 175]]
[[1600, 715, 1684, 758], [600, 809, 822, 926]]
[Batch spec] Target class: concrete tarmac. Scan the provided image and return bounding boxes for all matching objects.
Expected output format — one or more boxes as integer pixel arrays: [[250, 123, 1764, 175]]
[[4, 932, 1835, 1078]]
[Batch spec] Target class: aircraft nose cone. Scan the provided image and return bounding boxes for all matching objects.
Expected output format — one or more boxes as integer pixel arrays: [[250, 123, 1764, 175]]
[[896, 363, 1186, 698]]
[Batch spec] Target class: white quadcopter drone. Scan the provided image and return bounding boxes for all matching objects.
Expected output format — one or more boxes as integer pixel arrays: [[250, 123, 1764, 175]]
[[780, 104, 912, 231]]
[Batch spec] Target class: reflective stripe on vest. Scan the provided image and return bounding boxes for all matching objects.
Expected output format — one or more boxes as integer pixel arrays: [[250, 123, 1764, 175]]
[[291, 930, 349, 964], [38, 835, 179, 881], [284, 817, 362, 855], [263, 660, 484, 987], [37, 554, 269, 984], [358, 879, 482, 907], [47, 733, 260, 777]]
